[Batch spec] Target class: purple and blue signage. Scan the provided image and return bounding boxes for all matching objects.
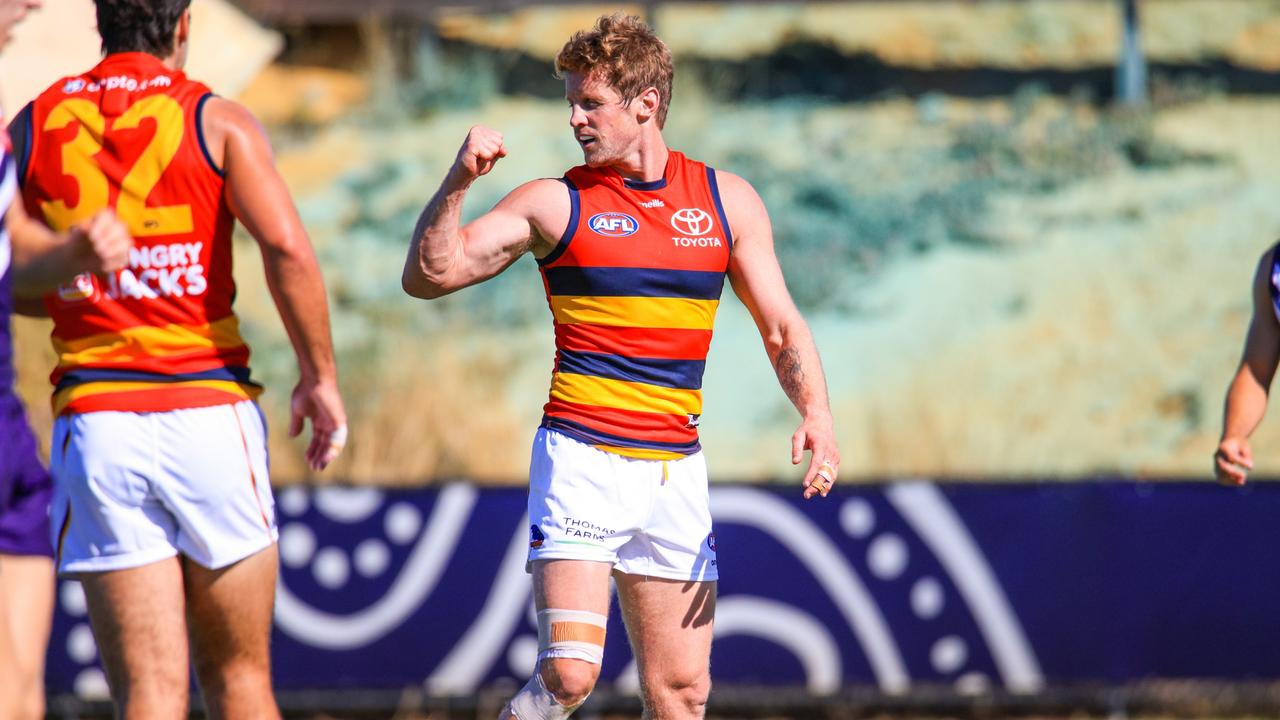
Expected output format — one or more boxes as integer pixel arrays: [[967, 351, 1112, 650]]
[[45, 481, 1280, 699]]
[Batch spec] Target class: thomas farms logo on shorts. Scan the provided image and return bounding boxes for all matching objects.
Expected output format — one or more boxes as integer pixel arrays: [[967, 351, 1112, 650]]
[[588, 212, 639, 237], [529, 525, 545, 549]]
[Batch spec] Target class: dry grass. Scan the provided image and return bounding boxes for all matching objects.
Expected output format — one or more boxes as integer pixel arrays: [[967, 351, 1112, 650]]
[[266, 335, 533, 486], [11, 316, 56, 459], [12, 317, 535, 486], [13, 92, 1280, 484]]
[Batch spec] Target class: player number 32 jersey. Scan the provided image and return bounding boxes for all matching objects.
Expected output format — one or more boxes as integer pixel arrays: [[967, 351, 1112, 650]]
[[18, 52, 259, 416]]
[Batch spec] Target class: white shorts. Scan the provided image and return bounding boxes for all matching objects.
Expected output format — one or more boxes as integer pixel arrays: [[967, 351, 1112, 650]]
[[527, 428, 718, 582], [50, 400, 278, 575]]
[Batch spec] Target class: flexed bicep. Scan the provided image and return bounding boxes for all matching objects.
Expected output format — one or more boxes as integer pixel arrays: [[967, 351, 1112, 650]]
[[403, 142, 569, 299]]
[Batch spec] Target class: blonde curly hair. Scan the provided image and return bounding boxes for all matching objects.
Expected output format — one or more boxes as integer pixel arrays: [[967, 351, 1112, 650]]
[[555, 13, 674, 128]]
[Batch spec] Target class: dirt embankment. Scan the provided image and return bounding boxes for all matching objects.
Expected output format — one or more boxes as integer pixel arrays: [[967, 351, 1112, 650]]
[[13, 3, 1280, 483]]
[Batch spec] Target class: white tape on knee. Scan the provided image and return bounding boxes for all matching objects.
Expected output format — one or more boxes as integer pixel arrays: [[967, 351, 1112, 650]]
[[536, 608, 607, 665], [508, 668, 578, 720]]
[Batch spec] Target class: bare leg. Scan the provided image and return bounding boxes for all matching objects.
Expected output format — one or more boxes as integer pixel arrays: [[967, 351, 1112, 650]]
[[616, 574, 715, 720], [80, 557, 191, 720], [0, 564, 20, 720], [0, 554, 54, 720], [183, 544, 281, 720], [498, 559, 613, 719]]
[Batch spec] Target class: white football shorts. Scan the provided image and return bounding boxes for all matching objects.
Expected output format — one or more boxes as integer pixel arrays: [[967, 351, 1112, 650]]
[[50, 400, 277, 575], [527, 428, 718, 582]]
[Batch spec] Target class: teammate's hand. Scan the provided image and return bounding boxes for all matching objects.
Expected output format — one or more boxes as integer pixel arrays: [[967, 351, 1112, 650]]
[[1215, 436, 1253, 486], [289, 377, 348, 472], [453, 126, 508, 181], [69, 209, 132, 274], [794, 413, 839, 499]]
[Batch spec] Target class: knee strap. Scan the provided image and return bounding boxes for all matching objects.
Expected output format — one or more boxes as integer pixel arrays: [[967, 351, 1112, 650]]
[[537, 608, 607, 665]]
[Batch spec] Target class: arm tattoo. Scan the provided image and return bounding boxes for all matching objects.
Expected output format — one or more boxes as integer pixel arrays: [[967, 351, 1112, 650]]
[[774, 346, 806, 406]]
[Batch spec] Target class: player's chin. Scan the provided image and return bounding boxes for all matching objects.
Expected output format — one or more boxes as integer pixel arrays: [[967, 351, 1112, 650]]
[[580, 146, 609, 167]]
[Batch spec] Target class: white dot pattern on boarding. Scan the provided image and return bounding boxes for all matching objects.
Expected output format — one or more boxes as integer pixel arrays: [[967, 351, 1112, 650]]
[[49, 481, 1046, 696], [60, 581, 88, 616], [911, 577, 945, 619], [868, 533, 909, 579]]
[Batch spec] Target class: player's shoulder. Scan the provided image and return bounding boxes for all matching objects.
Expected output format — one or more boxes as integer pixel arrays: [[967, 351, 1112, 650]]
[[500, 178, 573, 250], [507, 176, 572, 202], [189, 96, 276, 175], [526, 176, 573, 192], [705, 167, 767, 223], [706, 167, 755, 195], [199, 96, 264, 133], [199, 96, 272, 160], [502, 177, 573, 221]]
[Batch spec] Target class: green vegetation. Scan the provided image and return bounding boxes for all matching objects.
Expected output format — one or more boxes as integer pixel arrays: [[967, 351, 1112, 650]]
[[239, 66, 1228, 481], [725, 88, 1219, 310]]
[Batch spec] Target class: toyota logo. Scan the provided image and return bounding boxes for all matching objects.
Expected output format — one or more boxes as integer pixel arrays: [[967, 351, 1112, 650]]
[[670, 208, 714, 236]]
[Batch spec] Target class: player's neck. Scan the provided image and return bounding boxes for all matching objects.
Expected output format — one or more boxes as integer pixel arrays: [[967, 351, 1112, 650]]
[[157, 44, 187, 72], [104, 51, 184, 72], [612, 138, 669, 185]]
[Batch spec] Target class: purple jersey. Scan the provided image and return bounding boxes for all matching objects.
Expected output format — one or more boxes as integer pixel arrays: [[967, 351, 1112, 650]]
[[1, 111, 21, 508], [1, 120, 15, 397], [0, 108, 54, 555]]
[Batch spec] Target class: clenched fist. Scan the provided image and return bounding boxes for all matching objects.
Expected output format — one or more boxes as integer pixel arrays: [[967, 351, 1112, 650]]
[[70, 209, 132, 274], [452, 126, 508, 181]]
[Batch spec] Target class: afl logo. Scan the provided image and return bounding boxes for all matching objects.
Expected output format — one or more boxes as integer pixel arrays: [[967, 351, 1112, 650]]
[[671, 208, 714, 236], [589, 212, 639, 237]]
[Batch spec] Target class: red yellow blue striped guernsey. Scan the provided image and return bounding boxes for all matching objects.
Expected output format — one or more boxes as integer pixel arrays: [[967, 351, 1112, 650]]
[[539, 151, 732, 460], [19, 53, 260, 415]]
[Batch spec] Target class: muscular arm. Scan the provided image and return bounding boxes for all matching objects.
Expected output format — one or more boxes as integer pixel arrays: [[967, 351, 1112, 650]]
[[720, 170, 839, 498], [1215, 248, 1280, 485], [402, 126, 564, 298], [204, 97, 347, 470]]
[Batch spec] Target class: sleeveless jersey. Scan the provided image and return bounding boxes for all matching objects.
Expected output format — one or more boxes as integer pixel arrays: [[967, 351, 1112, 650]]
[[539, 151, 733, 459], [19, 52, 259, 415]]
